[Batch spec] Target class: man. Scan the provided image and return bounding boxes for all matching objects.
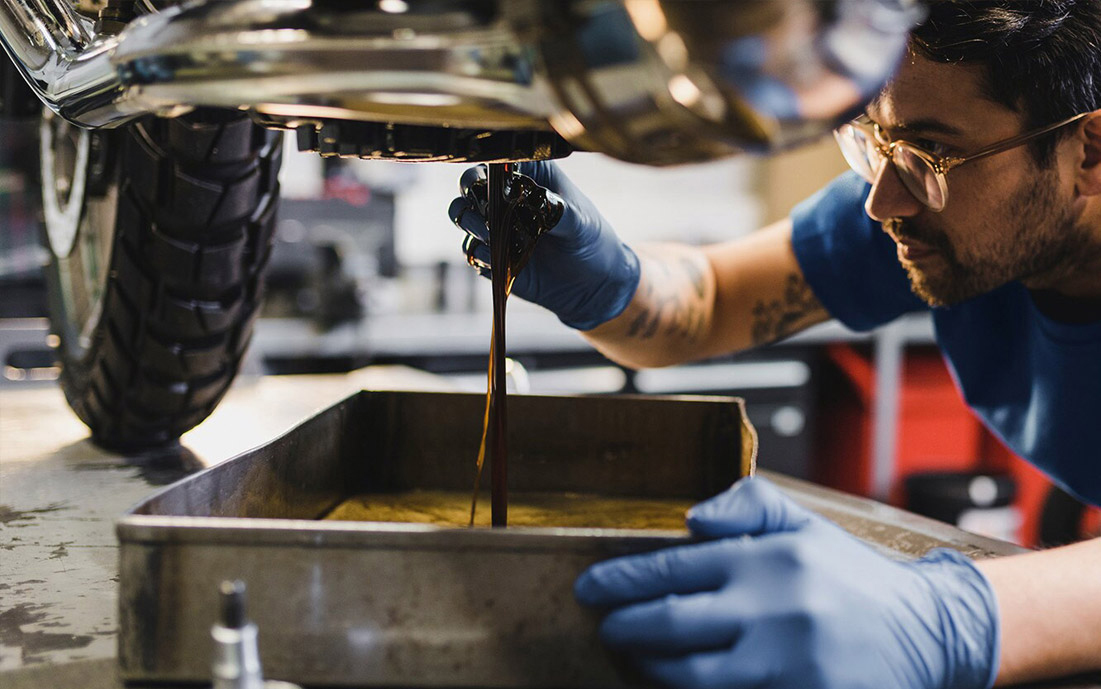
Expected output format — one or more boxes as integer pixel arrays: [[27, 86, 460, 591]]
[[449, 1, 1101, 687]]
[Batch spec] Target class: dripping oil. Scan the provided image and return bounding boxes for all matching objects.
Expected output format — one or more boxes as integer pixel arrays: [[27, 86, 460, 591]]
[[488, 161, 510, 527], [469, 162, 514, 528], [468, 163, 561, 528]]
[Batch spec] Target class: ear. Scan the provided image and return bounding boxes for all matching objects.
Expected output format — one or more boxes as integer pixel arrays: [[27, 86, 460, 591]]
[[1074, 110, 1101, 196]]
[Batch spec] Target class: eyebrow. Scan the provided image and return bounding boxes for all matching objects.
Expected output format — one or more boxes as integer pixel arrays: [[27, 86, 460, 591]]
[[871, 116, 965, 138]]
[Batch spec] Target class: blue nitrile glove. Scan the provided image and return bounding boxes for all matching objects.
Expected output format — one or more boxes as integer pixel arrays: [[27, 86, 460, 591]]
[[575, 477, 1000, 689], [448, 161, 640, 331]]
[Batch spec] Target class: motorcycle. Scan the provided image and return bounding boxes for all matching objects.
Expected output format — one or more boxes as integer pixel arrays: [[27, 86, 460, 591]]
[[0, 0, 922, 449]]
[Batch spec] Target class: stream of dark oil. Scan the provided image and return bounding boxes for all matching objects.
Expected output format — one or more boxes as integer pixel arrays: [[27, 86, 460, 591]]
[[470, 162, 512, 527], [488, 162, 510, 527]]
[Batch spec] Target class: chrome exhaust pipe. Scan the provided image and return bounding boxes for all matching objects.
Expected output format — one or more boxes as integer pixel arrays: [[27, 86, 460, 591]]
[[0, 0, 143, 126]]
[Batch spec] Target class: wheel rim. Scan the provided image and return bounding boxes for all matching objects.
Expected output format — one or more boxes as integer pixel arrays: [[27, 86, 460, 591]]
[[41, 110, 118, 360], [41, 110, 89, 258]]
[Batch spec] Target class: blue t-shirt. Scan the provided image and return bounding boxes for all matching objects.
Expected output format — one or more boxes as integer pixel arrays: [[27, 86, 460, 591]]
[[791, 172, 1101, 507]]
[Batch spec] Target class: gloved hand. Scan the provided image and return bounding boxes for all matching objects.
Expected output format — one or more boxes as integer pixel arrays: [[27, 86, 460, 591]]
[[574, 477, 1000, 689], [448, 161, 640, 331]]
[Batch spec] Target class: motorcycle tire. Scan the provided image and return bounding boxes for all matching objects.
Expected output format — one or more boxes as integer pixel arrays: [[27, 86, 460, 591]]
[[42, 109, 283, 450]]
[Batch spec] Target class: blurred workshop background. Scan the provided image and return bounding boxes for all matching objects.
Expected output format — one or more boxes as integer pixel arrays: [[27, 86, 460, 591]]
[[3, 121, 1097, 549]]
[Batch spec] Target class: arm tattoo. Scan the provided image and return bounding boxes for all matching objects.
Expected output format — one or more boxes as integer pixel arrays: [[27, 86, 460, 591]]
[[750, 272, 823, 346], [626, 255, 709, 342]]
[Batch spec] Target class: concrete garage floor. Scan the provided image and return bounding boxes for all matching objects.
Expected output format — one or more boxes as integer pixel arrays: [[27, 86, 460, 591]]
[[0, 367, 448, 687]]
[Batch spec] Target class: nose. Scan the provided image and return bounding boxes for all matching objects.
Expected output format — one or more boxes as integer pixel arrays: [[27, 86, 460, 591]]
[[864, 159, 925, 222]]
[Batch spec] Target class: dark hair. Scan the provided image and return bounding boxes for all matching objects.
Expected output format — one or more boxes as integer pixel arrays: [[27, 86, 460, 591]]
[[911, 0, 1101, 164]]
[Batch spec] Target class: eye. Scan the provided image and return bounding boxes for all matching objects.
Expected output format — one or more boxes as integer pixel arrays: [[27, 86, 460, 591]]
[[912, 138, 952, 157]]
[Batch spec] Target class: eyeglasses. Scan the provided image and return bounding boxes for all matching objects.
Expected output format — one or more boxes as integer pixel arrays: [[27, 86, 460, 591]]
[[834, 112, 1088, 211]]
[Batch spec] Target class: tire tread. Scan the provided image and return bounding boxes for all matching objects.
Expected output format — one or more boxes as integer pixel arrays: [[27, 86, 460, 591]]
[[57, 110, 281, 450]]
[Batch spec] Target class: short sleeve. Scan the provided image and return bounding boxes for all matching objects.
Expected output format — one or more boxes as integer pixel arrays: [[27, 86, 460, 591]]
[[790, 172, 927, 331]]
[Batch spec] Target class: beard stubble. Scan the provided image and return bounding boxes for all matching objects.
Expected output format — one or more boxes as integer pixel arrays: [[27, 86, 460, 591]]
[[883, 166, 1084, 307]]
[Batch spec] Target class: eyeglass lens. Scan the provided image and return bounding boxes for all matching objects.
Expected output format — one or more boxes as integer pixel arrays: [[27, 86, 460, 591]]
[[892, 147, 946, 210], [835, 125, 947, 211], [835, 125, 879, 181]]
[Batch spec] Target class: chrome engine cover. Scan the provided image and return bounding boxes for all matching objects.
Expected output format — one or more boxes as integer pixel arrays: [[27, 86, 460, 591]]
[[1, 0, 924, 164]]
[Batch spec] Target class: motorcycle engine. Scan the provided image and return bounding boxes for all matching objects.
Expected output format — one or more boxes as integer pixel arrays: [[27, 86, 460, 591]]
[[110, 0, 925, 166]]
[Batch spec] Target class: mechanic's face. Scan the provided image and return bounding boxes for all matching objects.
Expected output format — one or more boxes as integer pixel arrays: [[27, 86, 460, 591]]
[[863, 54, 1089, 306]]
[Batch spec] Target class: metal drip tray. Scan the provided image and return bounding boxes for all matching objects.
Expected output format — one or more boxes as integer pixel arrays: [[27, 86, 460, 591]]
[[116, 390, 1019, 688]]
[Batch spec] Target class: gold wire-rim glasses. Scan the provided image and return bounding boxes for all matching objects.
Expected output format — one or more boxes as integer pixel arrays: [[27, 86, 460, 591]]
[[834, 111, 1089, 211]]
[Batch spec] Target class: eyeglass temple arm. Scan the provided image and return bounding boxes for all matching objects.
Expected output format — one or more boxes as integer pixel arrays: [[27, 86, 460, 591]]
[[941, 112, 1090, 172]]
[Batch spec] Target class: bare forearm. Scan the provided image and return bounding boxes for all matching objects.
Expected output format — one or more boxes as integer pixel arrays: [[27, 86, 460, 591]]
[[977, 538, 1101, 684], [581, 244, 716, 369], [582, 221, 829, 369]]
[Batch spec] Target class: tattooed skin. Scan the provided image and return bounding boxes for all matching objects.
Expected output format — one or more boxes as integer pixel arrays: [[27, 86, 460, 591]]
[[750, 273, 823, 346], [626, 254, 710, 342]]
